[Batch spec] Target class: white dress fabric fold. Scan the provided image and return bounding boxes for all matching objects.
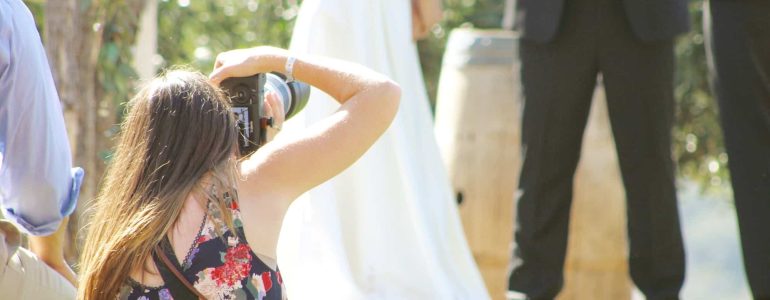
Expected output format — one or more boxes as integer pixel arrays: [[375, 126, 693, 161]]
[[277, 0, 489, 299]]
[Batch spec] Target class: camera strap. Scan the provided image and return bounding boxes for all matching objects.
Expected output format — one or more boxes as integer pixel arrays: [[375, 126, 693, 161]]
[[152, 238, 205, 299]]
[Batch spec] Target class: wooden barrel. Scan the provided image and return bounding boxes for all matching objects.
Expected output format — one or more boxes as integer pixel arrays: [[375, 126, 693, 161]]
[[434, 28, 631, 300], [434, 29, 520, 300]]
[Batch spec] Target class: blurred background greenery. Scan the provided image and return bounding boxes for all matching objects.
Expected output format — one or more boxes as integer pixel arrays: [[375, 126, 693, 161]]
[[26, 0, 725, 190]]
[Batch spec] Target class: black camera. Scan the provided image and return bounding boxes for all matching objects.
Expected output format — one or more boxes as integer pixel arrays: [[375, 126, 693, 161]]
[[221, 73, 310, 155]]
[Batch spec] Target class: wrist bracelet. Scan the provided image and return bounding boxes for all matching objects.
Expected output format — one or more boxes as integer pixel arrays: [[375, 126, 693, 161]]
[[285, 56, 296, 82]]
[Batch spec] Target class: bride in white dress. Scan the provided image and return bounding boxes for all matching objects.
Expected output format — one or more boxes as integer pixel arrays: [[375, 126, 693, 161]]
[[277, 0, 489, 299]]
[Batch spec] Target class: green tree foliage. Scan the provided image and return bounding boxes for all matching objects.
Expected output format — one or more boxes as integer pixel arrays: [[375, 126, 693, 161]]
[[26, 0, 146, 161], [98, 2, 146, 154], [157, 0, 299, 72], [673, 2, 728, 189]]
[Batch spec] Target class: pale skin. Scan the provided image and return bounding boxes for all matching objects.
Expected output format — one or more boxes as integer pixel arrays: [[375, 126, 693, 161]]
[[130, 46, 401, 286], [28, 217, 78, 287], [412, 0, 443, 41]]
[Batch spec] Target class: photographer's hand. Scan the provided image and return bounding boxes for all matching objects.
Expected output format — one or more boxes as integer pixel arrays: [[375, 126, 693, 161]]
[[264, 91, 285, 142], [209, 47, 287, 86]]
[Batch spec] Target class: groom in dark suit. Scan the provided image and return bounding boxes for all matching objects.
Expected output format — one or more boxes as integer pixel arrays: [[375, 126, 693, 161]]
[[705, 1, 770, 298], [509, 0, 689, 299]]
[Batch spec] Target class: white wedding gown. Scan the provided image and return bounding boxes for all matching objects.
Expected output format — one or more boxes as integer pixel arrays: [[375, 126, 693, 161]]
[[277, 0, 489, 299]]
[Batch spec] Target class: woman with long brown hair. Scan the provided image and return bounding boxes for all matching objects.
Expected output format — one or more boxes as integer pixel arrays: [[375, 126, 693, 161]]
[[77, 46, 400, 299]]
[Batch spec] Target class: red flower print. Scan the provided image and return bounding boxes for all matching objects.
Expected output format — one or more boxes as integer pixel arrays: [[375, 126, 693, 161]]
[[276, 271, 283, 285], [209, 244, 253, 287], [261, 272, 273, 291], [225, 244, 251, 263], [230, 200, 239, 210]]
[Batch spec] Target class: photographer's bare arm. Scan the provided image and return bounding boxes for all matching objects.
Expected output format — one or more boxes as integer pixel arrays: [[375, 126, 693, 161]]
[[210, 46, 401, 262]]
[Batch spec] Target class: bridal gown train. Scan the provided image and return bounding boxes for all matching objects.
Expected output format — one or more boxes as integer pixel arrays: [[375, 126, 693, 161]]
[[276, 0, 490, 299]]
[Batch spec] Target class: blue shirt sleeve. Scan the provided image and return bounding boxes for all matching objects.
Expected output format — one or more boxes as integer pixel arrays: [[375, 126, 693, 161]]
[[0, 0, 84, 236]]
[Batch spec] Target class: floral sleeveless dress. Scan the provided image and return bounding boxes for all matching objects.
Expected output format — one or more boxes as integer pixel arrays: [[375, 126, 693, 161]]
[[120, 195, 284, 300]]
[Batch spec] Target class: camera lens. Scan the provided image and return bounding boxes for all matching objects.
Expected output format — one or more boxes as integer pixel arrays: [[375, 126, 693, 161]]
[[264, 73, 310, 119]]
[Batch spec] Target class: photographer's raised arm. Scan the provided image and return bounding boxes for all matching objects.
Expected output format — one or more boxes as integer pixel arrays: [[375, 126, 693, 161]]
[[210, 46, 400, 202]]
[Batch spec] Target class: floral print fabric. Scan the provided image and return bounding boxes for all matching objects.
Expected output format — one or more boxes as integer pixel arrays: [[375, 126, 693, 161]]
[[120, 195, 284, 300]]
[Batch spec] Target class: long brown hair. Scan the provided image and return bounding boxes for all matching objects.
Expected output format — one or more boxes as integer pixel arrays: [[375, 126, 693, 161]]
[[78, 69, 240, 299]]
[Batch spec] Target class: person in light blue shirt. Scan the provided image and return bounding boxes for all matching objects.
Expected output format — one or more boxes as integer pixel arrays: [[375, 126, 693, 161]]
[[0, 0, 83, 237], [0, 0, 83, 296]]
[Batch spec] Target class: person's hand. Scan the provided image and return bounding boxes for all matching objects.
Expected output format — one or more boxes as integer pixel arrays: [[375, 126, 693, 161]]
[[412, 3, 430, 41], [264, 91, 286, 142], [209, 46, 288, 86], [411, 0, 443, 41]]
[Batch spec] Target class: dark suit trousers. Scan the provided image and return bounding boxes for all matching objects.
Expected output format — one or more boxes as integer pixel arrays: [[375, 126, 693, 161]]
[[508, 0, 686, 299], [705, 1, 770, 298]]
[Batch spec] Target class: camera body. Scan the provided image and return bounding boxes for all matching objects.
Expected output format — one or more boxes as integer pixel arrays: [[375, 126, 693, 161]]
[[221, 73, 310, 156]]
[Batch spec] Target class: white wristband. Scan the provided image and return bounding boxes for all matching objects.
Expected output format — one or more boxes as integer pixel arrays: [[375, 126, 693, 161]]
[[285, 56, 296, 82]]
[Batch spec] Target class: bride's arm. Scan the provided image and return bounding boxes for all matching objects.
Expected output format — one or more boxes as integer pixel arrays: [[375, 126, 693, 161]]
[[210, 46, 401, 202], [412, 0, 443, 41]]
